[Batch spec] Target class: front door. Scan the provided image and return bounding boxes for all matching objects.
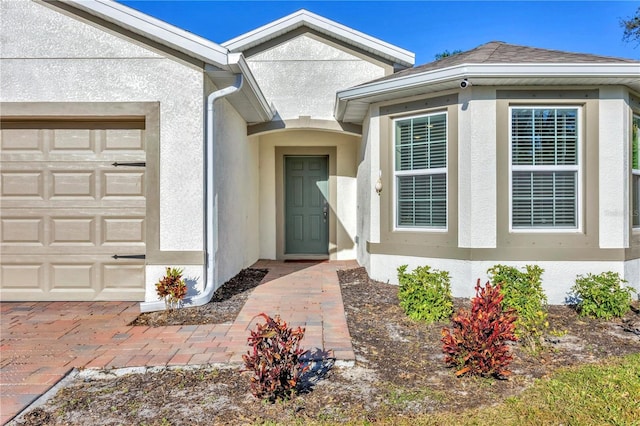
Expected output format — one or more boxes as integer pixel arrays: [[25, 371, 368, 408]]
[[285, 156, 329, 255]]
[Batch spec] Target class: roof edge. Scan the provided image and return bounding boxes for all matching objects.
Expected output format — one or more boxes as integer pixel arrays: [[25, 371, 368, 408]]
[[338, 62, 640, 101], [335, 62, 640, 121], [228, 54, 276, 122], [46, 0, 230, 67], [222, 9, 415, 68]]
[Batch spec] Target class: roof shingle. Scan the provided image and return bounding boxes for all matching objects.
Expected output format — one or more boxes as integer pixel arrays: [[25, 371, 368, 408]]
[[372, 41, 639, 83]]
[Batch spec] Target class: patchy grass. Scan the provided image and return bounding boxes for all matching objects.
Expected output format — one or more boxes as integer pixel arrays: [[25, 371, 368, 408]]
[[367, 353, 640, 426]]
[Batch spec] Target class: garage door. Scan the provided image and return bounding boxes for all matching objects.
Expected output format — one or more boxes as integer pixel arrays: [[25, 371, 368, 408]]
[[0, 119, 146, 301]]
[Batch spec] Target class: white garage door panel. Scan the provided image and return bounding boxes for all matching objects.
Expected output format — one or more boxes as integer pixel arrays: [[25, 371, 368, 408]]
[[0, 120, 146, 301]]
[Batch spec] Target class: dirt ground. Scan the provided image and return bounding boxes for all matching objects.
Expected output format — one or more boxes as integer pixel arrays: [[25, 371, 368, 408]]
[[13, 267, 640, 426], [130, 268, 268, 327]]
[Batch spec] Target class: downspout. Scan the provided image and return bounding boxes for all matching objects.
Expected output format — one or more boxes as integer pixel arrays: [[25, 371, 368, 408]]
[[195, 73, 244, 306], [139, 74, 243, 312]]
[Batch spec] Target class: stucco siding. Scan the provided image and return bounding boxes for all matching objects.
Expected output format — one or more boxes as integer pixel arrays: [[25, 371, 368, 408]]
[[356, 107, 378, 270], [247, 34, 385, 121], [458, 87, 497, 248], [599, 87, 630, 249], [365, 87, 639, 302], [213, 96, 261, 284], [1, 0, 162, 59], [369, 254, 636, 304], [1, 0, 206, 254]]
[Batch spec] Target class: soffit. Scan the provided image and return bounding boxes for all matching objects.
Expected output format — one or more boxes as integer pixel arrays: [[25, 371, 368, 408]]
[[337, 63, 640, 123]]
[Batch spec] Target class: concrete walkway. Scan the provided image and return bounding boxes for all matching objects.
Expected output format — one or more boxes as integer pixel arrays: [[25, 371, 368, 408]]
[[0, 260, 356, 425]]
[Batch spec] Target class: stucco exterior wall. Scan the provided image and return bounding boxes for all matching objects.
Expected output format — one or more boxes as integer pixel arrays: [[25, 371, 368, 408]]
[[458, 87, 497, 248], [599, 87, 630, 249], [246, 34, 385, 121], [361, 86, 639, 303], [257, 130, 358, 260], [369, 255, 636, 304], [1, 0, 205, 254], [212, 92, 261, 285], [355, 107, 379, 271]]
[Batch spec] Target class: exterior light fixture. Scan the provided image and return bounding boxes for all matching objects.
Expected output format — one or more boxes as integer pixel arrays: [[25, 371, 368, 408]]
[[375, 170, 383, 195]]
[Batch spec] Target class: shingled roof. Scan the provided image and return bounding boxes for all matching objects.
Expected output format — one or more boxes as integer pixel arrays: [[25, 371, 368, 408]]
[[373, 41, 638, 83], [336, 41, 639, 123]]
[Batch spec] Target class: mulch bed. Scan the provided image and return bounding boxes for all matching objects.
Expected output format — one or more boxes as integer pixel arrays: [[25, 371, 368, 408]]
[[129, 268, 268, 326], [13, 267, 640, 425]]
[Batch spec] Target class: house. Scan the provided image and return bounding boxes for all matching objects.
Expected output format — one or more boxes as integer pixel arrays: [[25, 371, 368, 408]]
[[1, 0, 638, 307]]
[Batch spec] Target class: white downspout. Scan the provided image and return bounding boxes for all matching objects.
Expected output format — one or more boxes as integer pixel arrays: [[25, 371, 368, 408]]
[[197, 74, 244, 306], [139, 74, 243, 312]]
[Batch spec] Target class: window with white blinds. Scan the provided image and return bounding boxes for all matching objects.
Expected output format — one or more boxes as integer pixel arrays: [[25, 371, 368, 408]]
[[633, 114, 640, 228], [394, 112, 447, 228], [510, 107, 580, 229]]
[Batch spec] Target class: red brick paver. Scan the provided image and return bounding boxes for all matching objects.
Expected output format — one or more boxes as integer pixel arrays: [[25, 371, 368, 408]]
[[0, 260, 356, 424]]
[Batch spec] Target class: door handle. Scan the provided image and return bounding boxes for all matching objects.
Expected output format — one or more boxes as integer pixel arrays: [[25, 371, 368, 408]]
[[323, 205, 328, 222]]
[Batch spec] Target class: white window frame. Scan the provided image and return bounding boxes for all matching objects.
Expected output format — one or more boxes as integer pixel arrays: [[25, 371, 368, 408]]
[[633, 113, 640, 230], [508, 106, 582, 233], [392, 111, 448, 231]]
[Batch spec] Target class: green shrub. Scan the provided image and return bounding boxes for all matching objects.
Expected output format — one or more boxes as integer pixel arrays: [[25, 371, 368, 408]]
[[441, 280, 518, 378], [397, 265, 453, 323], [487, 264, 547, 350], [571, 272, 636, 320]]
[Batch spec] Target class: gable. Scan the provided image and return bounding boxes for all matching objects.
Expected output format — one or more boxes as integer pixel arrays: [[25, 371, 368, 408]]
[[245, 32, 387, 121], [222, 9, 414, 70], [250, 32, 374, 62]]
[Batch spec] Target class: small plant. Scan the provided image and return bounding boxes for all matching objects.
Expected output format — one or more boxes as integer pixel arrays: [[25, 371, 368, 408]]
[[441, 280, 518, 378], [488, 264, 548, 350], [155, 267, 187, 310], [397, 265, 453, 323], [570, 272, 636, 320], [242, 313, 308, 402]]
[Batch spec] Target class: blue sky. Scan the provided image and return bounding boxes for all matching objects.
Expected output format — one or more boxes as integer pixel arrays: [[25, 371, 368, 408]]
[[119, 1, 639, 64]]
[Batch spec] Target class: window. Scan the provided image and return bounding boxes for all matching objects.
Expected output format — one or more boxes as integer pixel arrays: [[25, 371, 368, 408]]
[[633, 114, 640, 228], [510, 107, 580, 229], [394, 112, 447, 228]]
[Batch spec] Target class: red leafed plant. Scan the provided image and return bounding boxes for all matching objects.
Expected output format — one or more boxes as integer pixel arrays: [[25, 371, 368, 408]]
[[242, 313, 308, 402], [441, 279, 518, 378], [155, 267, 187, 310]]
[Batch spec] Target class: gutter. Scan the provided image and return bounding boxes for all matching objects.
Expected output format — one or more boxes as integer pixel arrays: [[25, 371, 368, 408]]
[[139, 74, 244, 312], [335, 62, 640, 122]]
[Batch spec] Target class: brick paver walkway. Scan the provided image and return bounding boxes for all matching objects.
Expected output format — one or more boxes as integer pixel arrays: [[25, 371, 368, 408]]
[[0, 260, 356, 425]]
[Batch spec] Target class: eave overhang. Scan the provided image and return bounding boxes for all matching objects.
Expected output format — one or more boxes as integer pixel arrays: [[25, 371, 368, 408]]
[[206, 54, 275, 124], [335, 63, 640, 123]]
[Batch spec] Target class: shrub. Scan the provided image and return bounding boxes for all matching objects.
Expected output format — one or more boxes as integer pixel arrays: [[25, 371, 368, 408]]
[[155, 267, 187, 310], [397, 265, 453, 323], [488, 264, 547, 350], [441, 280, 518, 378], [571, 272, 636, 320], [242, 313, 308, 402]]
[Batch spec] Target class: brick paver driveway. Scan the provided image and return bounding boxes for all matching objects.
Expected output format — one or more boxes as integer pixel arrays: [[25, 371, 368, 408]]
[[0, 260, 355, 424]]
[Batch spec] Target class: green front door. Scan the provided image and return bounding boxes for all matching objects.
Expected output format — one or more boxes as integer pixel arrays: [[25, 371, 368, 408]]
[[285, 156, 329, 255]]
